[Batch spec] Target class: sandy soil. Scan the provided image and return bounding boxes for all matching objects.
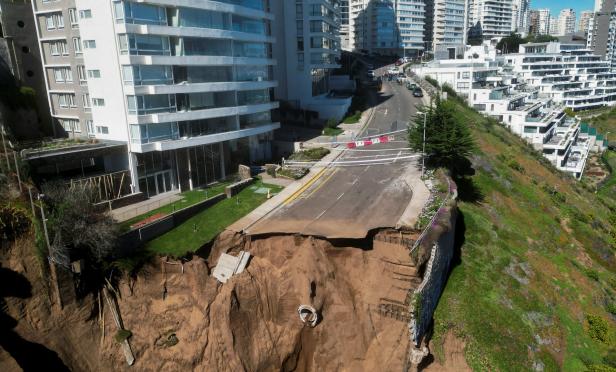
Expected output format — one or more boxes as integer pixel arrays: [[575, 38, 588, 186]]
[[421, 331, 471, 372]]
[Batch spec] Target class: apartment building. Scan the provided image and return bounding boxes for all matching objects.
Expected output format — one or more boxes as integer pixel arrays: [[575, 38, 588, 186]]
[[511, 0, 529, 35], [348, 0, 426, 56], [31, 0, 280, 198], [556, 9, 575, 36], [588, 0, 616, 70], [536, 9, 551, 35], [578, 10, 593, 34], [467, 0, 514, 40], [427, 0, 468, 51], [340, 0, 350, 50], [505, 42, 616, 111], [411, 41, 610, 178], [271, 0, 349, 119], [32, 0, 93, 138]]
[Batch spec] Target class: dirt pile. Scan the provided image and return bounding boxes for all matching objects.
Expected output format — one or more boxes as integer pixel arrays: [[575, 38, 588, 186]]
[[99, 231, 418, 371]]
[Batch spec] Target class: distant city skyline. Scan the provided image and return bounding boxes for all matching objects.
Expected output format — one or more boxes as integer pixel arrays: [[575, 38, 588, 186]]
[[531, 0, 594, 22]]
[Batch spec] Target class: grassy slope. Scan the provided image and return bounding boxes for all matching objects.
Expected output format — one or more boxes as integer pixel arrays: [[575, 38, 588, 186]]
[[145, 180, 282, 257], [432, 100, 616, 371], [587, 107, 616, 139]]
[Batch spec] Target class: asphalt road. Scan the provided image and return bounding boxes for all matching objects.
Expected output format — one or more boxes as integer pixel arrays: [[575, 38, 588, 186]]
[[249, 68, 425, 239]]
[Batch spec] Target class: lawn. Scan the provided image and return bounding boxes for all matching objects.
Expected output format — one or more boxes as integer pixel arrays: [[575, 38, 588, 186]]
[[145, 180, 282, 257], [323, 126, 343, 136], [586, 107, 616, 142], [119, 181, 232, 231]]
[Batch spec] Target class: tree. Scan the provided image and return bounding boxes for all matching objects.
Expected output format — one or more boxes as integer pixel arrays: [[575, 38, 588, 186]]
[[496, 33, 525, 54], [408, 96, 476, 175], [42, 182, 117, 270]]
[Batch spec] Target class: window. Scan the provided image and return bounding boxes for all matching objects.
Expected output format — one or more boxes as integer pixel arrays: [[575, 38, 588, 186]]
[[50, 42, 59, 56], [77, 65, 87, 84], [92, 98, 105, 107], [86, 120, 95, 135], [45, 13, 63, 30], [96, 126, 109, 134], [61, 119, 80, 132], [53, 68, 64, 83], [87, 70, 101, 78], [57, 94, 75, 108], [69, 9, 79, 27], [297, 52, 304, 70], [297, 37, 304, 51], [79, 9, 92, 19], [82, 94, 91, 109], [83, 40, 96, 49], [462, 72, 470, 79], [73, 37, 82, 53], [64, 67, 73, 82]]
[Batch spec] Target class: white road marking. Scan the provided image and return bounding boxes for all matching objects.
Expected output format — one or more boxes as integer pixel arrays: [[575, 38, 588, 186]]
[[352, 178, 359, 185], [394, 150, 402, 163], [336, 192, 345, 200], [315, 210, 327, 220]]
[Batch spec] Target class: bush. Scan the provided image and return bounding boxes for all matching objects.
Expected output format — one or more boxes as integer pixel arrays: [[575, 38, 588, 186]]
[[114, 329, 132, 343], [0, 205, 30, 241], [325, 118, 338, 129], [587, 364, 616, 372], [288, 147, 330, 161], [587, 314, 609, 343], [585, 268, 600, 281], [277, 167, 308, 180], [425, 76, 440, 88]]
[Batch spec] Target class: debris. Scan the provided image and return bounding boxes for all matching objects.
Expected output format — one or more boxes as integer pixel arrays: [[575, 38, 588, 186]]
[[298, 305, 319, 327], [212, 251, 251, 283]]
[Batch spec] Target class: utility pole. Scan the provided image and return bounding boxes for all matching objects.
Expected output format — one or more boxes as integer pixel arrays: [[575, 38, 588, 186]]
[[0, 124, 10, 172], [38, 194, 51, 251], [13, 151, 22, 192], [421, 111, 427, 179]]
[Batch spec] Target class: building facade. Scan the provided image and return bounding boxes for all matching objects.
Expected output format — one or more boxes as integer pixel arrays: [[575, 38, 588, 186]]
[[427, 0, 468, 51], [511, 0, 529, 35], [32, 0, 280, 197], [467, 0, 514, 40], [556, 8, 575, 36], [271, 0, 349, 119], [578, 10, 594, 34]]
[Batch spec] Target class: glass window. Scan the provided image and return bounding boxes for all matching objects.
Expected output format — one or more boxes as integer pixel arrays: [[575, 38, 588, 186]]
[[237, 89, 270, 105], [173, 66, 232, 83], [182, 37, 230, 56], [83, 40, 96, 49], [122, 34, 170, 55], [69, 9, 79, 27], [120, 2, 166, 25], [79, 10, 92, 19], [73, 37, 82, 53], [232, 15, 266, 34], [178, 8, 229, 29], [86, 120, 95, 135], [87, 70, 101, 78], [235, 65, 269, 81], [233, 41, 269, 58], [92, 98, 105, 106]]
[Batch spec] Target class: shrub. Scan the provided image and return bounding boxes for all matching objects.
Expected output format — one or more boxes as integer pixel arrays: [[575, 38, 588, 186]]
[[0, 205, 30, 241], [325, 118, 338, 129], [607, 303, 616, 316], [115, 329, 132, 343], [587, 364, 616, 372], [288, 147, 330, 161], [425, 76, 440, 88], [587, 314, 609, 343], [585, 268, 600, 281]]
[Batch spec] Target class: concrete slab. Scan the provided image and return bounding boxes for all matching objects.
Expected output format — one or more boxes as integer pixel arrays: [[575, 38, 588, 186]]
[[212, 251, 251, 283]]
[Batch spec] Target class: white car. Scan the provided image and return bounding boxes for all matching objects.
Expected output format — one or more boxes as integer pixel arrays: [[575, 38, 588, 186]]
[[387, 68, 398, 75], [367, 70, 376, 78]]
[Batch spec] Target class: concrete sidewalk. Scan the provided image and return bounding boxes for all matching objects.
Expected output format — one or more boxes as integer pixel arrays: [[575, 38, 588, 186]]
[[227, 148, 344, 233], [112, 191, 182, 222]]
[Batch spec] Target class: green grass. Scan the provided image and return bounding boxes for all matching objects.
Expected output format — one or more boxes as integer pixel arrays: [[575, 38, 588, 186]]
[[145, 180, 282, 257], [119, 182, 232, 231], [342, 110, 362, 124], [323, 127, 343, 136], [430, 99, 616, 370]]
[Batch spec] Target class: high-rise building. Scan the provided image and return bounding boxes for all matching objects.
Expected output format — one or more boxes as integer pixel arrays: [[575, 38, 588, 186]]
[[340, 1, 351, 50], [32, 0, 279, 197], [537, 9, 552, 35], [271, 0, 346, 119], [427, 0, 468, 51], [557, 8, 576, 36], [468, 0, 514, 40], [579, 10, 594, 34], [528, 10, 540, 34], [588, 0, 616, 70], [549, 18, 559, 35], [511, 0, 530, 35], [351, 0, 428, 56], [595, 0, 604, 12]]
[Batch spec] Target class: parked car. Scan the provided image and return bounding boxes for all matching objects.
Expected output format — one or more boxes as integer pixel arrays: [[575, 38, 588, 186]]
[[407, 82, 417, 90], [367, 70, 376, 78], [413, 88, 423, 97]]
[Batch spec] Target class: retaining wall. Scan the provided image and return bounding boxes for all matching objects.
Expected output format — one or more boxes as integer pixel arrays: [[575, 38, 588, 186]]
[[117, 193, 226, 254], [225, 178, 254, 198]]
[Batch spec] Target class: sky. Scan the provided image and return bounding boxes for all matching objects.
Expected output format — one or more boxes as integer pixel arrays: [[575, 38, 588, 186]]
[[531, 0, 595, 20]]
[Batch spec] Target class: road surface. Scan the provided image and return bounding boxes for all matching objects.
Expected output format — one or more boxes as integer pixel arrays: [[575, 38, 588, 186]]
[[249, 70, 425, 239]]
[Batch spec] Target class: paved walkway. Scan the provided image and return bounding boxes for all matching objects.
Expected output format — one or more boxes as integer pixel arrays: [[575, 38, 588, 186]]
[[111, 191, 182, 222]]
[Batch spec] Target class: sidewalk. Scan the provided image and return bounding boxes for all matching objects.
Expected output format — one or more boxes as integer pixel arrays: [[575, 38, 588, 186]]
[[227, 148, 344, 234], [111, 191, 182, 222]]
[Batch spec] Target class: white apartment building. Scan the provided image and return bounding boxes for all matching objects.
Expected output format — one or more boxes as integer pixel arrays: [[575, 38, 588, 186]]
[[467, 0, 514, 40], [505, 42, 616, 111], [411, 41, 610, 178], [340, 0, 351, 50], [537, 9, 551, 35], [511, 0, 529, 35], [271, 0, 351, 119], [428, 0, 468, 51], [348, 0, 426, 56], [33, 0, 280, 198], [579, 10, 594, 34], [557, 8, 575, 36]]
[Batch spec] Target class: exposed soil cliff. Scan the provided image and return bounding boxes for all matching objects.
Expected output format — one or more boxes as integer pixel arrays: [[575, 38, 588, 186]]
[[2, 230, 422, 371]]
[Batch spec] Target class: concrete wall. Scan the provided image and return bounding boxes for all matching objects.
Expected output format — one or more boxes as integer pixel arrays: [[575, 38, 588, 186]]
[[409, 203, 457, 345]]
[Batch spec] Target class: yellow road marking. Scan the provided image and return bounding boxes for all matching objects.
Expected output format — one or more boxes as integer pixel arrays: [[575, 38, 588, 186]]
[[303, 168, 338, 199], [282, 166, 329, 206]]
